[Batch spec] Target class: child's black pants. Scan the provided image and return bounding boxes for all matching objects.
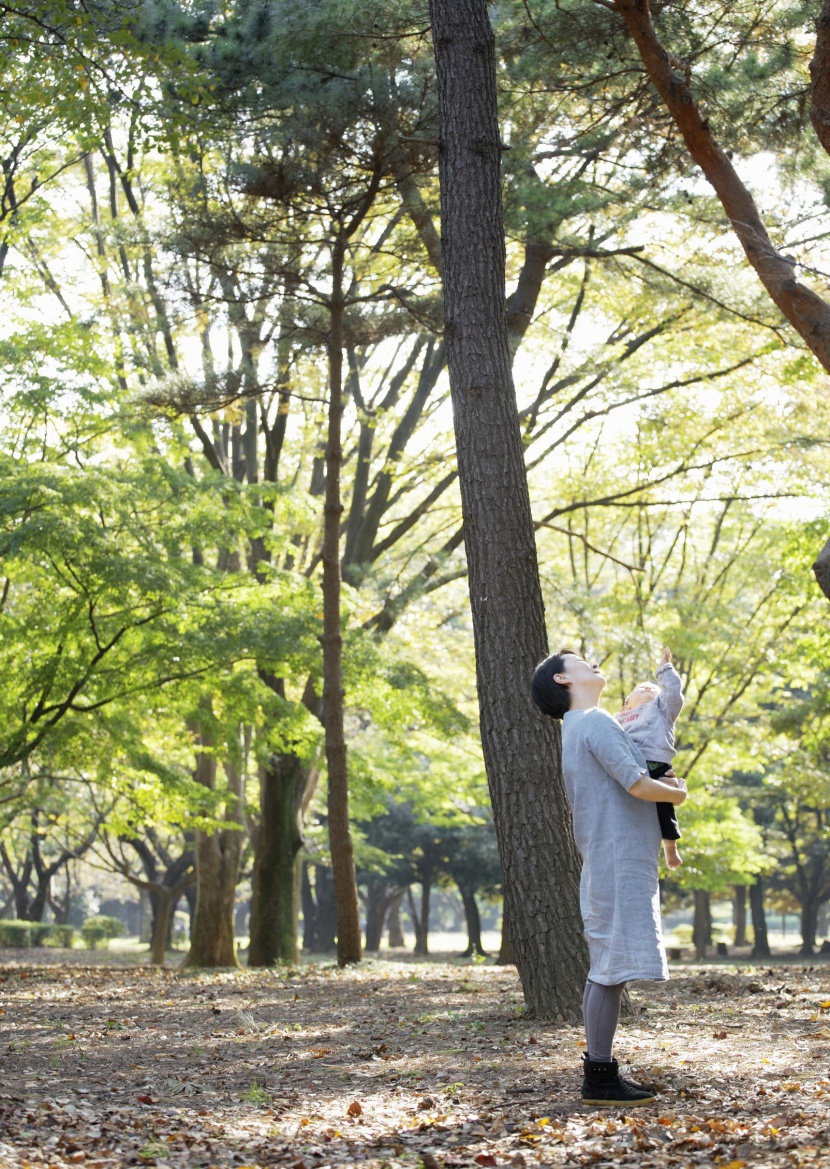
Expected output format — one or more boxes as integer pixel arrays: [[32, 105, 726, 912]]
[[647, 760, 681, 841]]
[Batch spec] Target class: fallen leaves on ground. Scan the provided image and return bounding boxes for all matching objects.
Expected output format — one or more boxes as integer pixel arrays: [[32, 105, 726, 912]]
[[0, 951, 829, 1167]]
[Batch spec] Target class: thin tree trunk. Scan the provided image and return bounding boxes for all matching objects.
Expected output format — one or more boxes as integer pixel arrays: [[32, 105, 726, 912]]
[[364, 885, 399, 953], [496, 898, 515, 966], [407, 885, 429, 957], [428, 0, 587, 1020], [323, 233, 362, 967], [733, 884, 748, 947], [301, 861, 319, 952], [48, 869, 71, 925], [387, 890, 405, 947], [364, 887, 386, 953], [800, 897, 819, 956], [750, 877, 771, 958], [150, 887, 174, 967], [459, 889, 487, 957], [139, 889, 152, 944], [693, 889, 712, 961], [314, 865, 338, 953]]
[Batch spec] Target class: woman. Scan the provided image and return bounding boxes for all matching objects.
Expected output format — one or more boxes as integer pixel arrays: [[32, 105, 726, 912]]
[[531, 649, 687, 1106]]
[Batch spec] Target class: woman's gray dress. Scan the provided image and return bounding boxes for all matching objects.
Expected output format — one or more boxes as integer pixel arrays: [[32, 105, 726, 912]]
[[562, 707, 668, 986]]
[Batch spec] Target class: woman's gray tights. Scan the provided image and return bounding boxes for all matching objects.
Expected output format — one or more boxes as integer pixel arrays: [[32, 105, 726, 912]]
[[582, 979, 626, 1062]]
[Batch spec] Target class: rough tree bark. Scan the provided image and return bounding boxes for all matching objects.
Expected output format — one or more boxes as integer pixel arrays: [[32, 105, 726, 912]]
[[496, 899, 516, 966], [182, 744, 245, 969], [248, 751, 307, 965], [428, 0, 587, 1019], [323, 232, 362, 967]]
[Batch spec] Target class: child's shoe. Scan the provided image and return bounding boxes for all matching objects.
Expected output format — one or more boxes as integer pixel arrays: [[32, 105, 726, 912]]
[[581, 1056, 657, 1106]]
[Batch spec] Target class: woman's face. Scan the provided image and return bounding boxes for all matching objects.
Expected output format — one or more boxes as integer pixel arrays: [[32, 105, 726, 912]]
[[555, 653, 606, 690]]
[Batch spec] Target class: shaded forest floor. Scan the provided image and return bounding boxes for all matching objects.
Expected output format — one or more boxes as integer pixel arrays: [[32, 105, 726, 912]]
[[1, 954, 829, 1169]]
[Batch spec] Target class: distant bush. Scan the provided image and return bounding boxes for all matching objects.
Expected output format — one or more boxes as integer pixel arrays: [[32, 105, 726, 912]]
[[29, 923, 53, 947], [81, 915, 127, 939], [0, 921, 76, 947], [44, 924, 75, 948], [80, 925, 107, 949], [0, 921, 31, 947]]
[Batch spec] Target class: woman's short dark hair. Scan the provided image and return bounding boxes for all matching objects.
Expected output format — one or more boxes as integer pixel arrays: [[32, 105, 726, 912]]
[[531, 648, 577, 720]]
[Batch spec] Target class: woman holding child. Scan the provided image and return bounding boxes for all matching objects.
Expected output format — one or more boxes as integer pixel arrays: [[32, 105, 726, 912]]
[[531, 649, 688, 1107]]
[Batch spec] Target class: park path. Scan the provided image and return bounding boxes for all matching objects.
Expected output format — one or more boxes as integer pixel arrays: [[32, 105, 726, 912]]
[[0, 955, 829, 1167]]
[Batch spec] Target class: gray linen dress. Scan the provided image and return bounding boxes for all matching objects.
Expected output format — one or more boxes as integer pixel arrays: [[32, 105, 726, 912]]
[[562, 707, 668, 986]]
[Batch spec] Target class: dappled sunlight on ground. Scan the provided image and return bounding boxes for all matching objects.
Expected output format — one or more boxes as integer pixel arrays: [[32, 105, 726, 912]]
[[0, 956, 829, 1167]]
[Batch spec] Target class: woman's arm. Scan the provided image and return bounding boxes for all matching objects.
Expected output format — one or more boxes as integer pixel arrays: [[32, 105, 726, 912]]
[[629, 774, 687, 805]]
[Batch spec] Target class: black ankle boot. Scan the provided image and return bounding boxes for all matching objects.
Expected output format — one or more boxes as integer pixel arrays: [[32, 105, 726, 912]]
[[581, 1055, 656, 1106]]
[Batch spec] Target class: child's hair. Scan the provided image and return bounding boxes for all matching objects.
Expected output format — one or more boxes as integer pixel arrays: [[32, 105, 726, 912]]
[[531, 647, 578, 720]]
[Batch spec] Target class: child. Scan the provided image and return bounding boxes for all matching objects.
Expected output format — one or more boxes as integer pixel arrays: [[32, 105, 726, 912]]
[[531, 649, 687, 1106], [615, 647, 684, 871]]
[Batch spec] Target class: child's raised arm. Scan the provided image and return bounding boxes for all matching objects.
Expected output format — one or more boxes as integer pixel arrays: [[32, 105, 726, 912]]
[[655, 646, 684, 722]]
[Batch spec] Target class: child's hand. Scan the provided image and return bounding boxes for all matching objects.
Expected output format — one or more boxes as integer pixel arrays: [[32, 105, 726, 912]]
[[661, 771, 680, 788], [659, 646, 672, 666]]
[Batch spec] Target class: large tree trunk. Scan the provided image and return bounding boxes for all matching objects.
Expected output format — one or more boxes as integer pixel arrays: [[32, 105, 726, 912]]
[[428, 0, 587, 1019], [248, 754, 306, 965], [692, 889, 712, 961], [323, 234, 362, 967], [183, 750, 244, 969], [750, 877, 771, 958], [459, 889, 487, 957]]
